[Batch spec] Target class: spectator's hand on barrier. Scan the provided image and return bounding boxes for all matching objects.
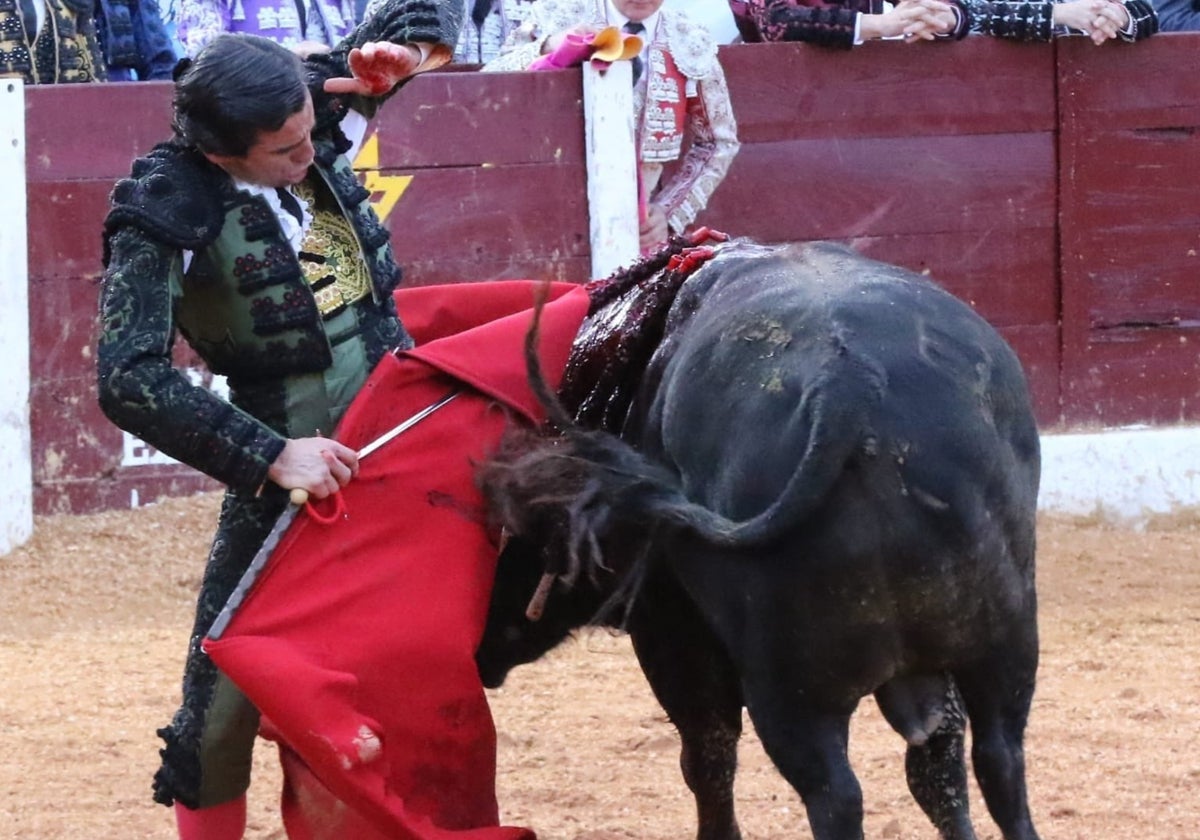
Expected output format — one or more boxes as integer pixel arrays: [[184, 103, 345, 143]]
[[864, 0, 958, 40], [905, 0, 961, 40], [639, 205, 669, 253], [268, 437, 360, 501], [324, 41, 423, 96], [1053, 0, 1129, 42], [1089, 2, 1130, 43]]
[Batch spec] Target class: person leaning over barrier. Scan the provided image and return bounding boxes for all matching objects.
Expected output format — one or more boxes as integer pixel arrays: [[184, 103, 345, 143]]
[[729, 0, 970, 48], [95, 2, 462, 837], [484, 0, 740, 253], [960, 0, 1158, 42]]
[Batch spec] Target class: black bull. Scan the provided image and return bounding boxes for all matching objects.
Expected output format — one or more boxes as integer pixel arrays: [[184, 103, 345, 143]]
[[476, 240, 1042, 840]]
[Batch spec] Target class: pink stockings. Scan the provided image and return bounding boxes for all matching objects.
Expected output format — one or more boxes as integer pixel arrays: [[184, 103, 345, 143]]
[[174, 795, 247, 840]]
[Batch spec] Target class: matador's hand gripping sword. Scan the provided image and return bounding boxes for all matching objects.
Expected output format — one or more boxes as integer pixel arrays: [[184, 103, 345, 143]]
[[206, 389, 460, 642]]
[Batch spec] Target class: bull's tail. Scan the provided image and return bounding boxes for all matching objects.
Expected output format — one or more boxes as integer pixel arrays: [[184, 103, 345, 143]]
[[480, 284, 880, 588]]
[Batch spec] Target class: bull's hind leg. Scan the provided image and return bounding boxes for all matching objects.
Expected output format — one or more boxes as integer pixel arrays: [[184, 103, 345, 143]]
[[629, 572, 745, 840], [741, 686, 863, 840], [875, 675, 977, 840], [954, 643, 1041, 840]]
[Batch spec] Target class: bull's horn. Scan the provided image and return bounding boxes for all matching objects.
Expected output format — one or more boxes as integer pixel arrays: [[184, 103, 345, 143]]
[[525, 572, 557, 621]]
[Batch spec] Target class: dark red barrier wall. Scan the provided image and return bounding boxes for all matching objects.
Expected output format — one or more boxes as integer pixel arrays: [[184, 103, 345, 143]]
[[25, 36, 1200, 514], [1057, 35, 1200, 426]]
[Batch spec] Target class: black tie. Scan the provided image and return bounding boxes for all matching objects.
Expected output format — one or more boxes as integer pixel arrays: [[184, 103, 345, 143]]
[[276, 187, 304, 226], [17, 0, 38, 39], [622, 21, 645, 86]]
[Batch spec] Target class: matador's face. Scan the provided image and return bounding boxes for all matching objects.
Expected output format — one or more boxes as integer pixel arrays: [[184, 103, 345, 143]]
[[205, 93, 316, 188]]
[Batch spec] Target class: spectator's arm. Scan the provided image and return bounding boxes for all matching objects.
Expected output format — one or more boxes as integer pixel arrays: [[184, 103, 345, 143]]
[[968, 0, 1158, 41], [739, 0, 861, 49], [959, 0, 1055, 39], [97, 227, 286, 493], [651, 69, 740, 235], [1150, 0, 1197, 31], [1118, 0, 1159, 39], [134, 0, 180, 79], [940, 0, 973, 38]]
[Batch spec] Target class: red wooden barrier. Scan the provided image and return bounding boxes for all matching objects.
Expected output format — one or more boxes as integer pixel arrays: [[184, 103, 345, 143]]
[[1057, 34, 1200, 427], [23, 36, 1200, 514]]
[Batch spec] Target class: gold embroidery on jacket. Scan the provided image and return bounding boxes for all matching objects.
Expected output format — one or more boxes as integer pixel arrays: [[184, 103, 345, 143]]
[[294, 181, 371, 317]]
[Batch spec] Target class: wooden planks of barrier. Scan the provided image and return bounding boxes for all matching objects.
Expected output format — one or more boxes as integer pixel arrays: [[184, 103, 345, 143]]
[[1057, 34, 1200, 426]]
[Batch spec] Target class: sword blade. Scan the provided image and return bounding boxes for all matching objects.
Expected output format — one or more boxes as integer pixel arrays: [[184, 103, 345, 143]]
[[207, 502, 300, 642], [356, 389, 459, 459]]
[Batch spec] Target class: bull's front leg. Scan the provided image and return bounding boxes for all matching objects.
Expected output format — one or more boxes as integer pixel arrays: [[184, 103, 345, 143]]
[[627, 570, 744, 840]]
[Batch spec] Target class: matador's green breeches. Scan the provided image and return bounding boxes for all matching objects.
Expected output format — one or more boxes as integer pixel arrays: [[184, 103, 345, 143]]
[[152, 487, 288, 809]]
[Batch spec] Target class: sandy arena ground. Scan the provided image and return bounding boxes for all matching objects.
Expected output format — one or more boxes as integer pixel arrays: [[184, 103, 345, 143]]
[[1, 493, 1197, 839]]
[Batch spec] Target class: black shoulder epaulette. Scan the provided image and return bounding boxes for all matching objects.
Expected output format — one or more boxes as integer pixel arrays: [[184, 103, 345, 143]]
[[103, 142, 227, 264]]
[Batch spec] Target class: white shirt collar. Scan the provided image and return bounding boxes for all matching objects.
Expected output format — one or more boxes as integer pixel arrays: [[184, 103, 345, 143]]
[[232, 180, 312, 255]]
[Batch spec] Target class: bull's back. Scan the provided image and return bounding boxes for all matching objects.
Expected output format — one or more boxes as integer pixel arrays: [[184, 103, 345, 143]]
[[635, 242, 1039, 667]]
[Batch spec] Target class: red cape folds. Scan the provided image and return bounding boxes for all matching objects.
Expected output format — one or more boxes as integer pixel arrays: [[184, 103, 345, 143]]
[[204, 281, 590, 839]]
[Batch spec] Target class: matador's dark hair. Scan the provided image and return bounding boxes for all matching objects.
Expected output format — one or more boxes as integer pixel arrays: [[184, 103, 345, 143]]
[[171, 34, 308, 158]]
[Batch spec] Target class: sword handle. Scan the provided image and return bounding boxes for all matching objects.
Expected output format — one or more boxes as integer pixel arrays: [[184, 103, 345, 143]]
[[287, 488, 346, 524]]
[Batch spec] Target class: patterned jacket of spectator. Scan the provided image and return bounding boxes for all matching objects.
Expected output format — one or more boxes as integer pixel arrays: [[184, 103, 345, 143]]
[[484, 0, 740, 235], [177, 0, 356, 55], [961, 0, 1157, 39], [0, 0, 106, 81], [94, 0, 178, 79], [731, 0, 968, 49]]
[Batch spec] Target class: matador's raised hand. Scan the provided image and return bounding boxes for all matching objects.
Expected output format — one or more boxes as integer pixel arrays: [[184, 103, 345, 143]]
[[323, 41, 424, 96]]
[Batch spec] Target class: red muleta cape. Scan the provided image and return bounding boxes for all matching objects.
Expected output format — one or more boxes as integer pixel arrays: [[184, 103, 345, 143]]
[[203, 280, 590, 840]]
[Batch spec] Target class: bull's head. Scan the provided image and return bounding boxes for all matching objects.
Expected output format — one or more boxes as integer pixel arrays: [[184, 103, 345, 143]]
[[476, 534, 613, 688]]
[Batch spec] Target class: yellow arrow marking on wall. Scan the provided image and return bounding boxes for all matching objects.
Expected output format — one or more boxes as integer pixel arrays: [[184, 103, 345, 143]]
[[353, 132, 412, 223]]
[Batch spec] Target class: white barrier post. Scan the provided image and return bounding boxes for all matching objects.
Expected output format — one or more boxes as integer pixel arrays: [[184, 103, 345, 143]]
[[582, 61, 640, 279], [0, 79, 32, 556]]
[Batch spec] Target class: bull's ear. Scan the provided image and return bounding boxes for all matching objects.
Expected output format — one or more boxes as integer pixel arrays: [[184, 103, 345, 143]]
[[524, 572, 558, 621]]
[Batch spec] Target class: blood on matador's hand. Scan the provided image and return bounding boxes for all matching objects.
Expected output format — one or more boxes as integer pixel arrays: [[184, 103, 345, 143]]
[[323, 41, 422, 96]]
